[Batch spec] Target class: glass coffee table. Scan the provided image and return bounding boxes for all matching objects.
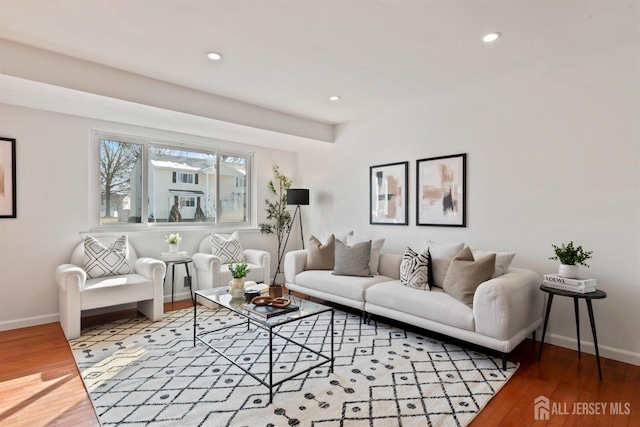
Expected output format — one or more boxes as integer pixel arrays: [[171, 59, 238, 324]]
[[193, 288, 334, 403]]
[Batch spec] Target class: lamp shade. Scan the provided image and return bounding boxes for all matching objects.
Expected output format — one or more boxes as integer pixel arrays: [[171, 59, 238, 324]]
[[287, 188, 310, 206]]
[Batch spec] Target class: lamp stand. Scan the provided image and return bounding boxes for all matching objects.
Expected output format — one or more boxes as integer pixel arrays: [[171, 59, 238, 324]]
[[273, 204, 305, 284]]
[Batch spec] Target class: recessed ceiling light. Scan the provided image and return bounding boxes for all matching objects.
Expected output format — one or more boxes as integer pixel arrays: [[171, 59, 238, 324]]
[[482, 32, 501, 43], [329, 95, 341, 101], [206, 52, 223, 61]]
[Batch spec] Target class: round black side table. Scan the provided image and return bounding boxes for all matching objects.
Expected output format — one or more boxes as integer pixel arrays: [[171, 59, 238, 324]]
[[538, 284, 607, 380]]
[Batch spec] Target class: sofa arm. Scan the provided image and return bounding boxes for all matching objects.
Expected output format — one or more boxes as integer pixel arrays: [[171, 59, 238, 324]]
[[473, 267, 544, 341], [55, 264, 86, 292], [192, 252, 221, 289], [284, 250, 307, 284], [243, 249, 271, 284], [135, 257, 166, 283]]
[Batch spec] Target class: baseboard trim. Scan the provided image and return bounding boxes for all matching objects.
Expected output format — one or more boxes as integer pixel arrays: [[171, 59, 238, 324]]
[[543, 332, 640, 366], [0, 313, 59, 332]]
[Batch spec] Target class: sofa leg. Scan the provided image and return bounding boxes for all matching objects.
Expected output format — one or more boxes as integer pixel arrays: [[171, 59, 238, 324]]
[[501, 353, 507, 370]]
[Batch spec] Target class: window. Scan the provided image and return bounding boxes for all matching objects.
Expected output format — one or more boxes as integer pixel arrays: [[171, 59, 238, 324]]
[[98, 133, 251, 226]]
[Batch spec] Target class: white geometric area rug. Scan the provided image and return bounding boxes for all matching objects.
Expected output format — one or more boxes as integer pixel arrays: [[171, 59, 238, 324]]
[[70, 306, 517, 427]]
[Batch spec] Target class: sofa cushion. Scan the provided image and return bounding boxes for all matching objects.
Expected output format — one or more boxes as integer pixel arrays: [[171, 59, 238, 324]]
[[295, 270, 390, 302], [422, 240, 465, 288], [443, 247, 495, 307], [83, 235, 134, 279], [306, 234, 335, 270], [471, 247, 515, 278], [334, 239, 372, 277], [346, 235, 385, 275], [400, 247, 431, 290], [366, 280, 475, 331], [211, 231, 245, 264]]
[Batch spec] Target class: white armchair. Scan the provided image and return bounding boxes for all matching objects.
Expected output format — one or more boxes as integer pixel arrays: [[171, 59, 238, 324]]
[[55, 235, 166, 340], [192, 234, 271, 290]]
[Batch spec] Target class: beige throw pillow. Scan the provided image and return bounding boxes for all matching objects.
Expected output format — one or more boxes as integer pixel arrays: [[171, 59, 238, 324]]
[[471, 247, 516, 278], [306, 234, 335, 270], [443, 247, 496, 307], [422, 240, 465, 288]]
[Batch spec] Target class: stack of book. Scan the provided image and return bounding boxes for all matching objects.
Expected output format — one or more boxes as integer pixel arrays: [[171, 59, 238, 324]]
[[543, 274, 597, 294], [161, 251, 188, 261]]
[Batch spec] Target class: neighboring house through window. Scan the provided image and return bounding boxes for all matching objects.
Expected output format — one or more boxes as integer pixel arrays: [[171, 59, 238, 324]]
[[97, 131, 251, 226]]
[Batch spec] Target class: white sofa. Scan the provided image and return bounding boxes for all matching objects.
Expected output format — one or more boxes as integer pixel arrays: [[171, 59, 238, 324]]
[[285, 250, 544, 368], [192, 234, 271, 290], [55, 236, 166, 340]]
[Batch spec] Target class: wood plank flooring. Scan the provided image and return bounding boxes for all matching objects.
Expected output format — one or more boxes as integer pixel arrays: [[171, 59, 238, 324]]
[[1, 299, 638, 426]]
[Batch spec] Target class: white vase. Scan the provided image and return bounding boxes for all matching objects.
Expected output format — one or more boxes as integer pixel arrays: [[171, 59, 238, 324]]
[[558, 264, 580, 279], [229, 278, 245, 299], [169, 243, 179, 253]]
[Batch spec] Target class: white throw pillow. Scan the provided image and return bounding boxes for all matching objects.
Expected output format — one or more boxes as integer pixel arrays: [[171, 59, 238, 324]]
[[211, 231, 245, 264], [422, 240, 465, 288], [83, 235, 134, 279], [471, 248, 516, 278], [346, 234, 385, 275], [320, 230, 353, 245]]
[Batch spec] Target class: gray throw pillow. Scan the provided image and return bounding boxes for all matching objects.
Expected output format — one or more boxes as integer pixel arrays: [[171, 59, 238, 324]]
[[442, 247, 496, 307], [333, 239, 372, 277], [306, 234, 335, 270], [400, 247, 431, 290]]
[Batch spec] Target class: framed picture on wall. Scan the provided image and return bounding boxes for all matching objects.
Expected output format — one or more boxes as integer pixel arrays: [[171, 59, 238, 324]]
[[370, 161, 408, 225], [416, 153, 466, 227], [0, 137, 16, 219]]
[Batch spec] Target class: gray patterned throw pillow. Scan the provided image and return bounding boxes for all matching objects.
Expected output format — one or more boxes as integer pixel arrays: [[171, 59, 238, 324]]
[[400, 247, 431, 290], [333, 239, 372, 277]]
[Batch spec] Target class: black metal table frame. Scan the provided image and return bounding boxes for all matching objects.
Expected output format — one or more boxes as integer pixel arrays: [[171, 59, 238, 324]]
[[538, 284, 607, 380], [193, 295, 334, 403], [163, 258, 193, 303]]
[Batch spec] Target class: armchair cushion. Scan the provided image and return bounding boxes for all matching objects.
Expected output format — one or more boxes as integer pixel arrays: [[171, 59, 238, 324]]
[[83, 235, 133, 279], [211, 231, 245, 264]]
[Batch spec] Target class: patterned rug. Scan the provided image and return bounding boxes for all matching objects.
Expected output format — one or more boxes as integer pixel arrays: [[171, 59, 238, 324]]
[[70, 306, 517, 426]]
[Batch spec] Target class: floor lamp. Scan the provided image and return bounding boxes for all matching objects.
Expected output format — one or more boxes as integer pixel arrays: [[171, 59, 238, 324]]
[[273, 188, 309, 284]]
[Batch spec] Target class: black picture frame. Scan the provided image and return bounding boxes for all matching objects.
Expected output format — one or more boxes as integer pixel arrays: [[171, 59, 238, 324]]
[[370, 161, 408, 225], [416, 153, 466, 227], [0, 137, 16, 219]]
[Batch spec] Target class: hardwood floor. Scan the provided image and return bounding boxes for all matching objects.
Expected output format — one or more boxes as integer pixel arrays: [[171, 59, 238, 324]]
[[1, 300, 638, 426]]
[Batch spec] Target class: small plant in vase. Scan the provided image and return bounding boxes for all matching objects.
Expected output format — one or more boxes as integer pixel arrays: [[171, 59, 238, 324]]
[[165, 233, 182, 253], [228, 263, 251, 298], [549, 241, 593, 278]]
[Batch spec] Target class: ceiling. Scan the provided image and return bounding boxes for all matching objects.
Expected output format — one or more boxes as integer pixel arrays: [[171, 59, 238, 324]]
[[0, 1, 638, 126]]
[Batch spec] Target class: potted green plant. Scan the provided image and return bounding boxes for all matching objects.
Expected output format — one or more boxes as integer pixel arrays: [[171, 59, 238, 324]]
[[228, 262, 251, 298], [549, 241, 593, 278], [259, 165, 293, 283]]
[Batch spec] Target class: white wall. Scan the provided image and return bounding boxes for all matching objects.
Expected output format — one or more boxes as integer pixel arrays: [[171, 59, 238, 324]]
[[297, 40, 640, 365], [0, 104, 297, 329]]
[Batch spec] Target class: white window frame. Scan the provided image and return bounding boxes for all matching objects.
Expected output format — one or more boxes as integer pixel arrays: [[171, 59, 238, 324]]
[[92, 129, 254, 230]]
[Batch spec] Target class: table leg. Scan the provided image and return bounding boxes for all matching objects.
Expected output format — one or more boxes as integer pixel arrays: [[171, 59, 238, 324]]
[[269, 328, 273, 404], [586, 299, 603, 380], [538, 293, 554, 361], [330, 309, 334, 373], [574, 297, 581, 358], [171, 264, 176, 304], [184, 262, 193, 302], [193, 297, 197, 347]]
